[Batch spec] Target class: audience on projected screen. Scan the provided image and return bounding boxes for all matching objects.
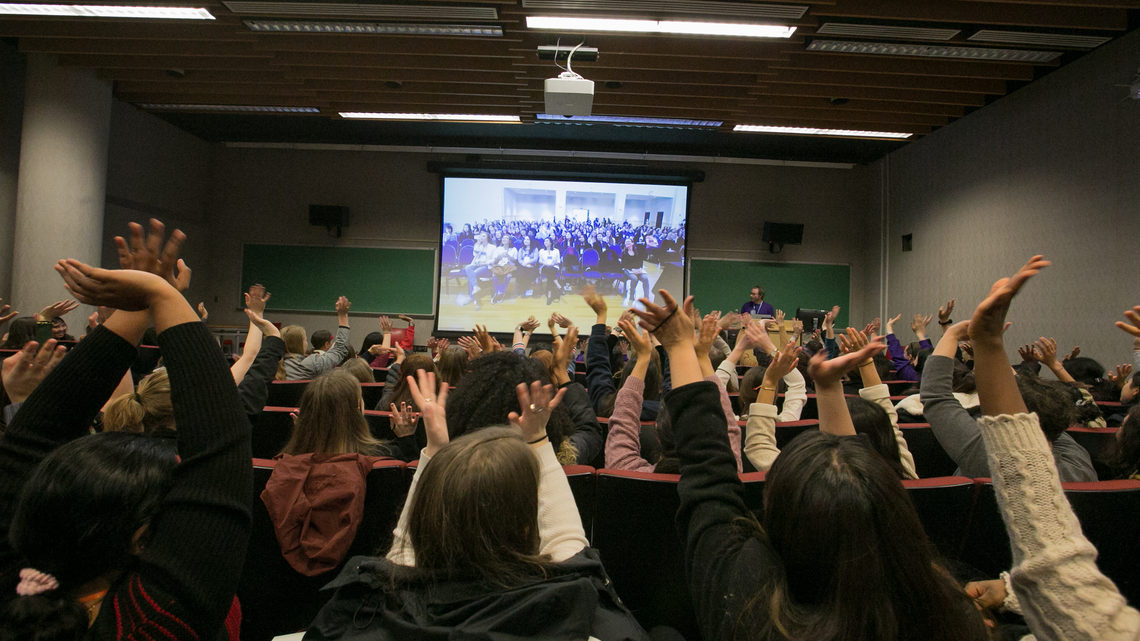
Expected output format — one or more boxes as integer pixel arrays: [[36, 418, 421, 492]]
[[8, 212, 1140, 641], [450, 216, 685, 306]]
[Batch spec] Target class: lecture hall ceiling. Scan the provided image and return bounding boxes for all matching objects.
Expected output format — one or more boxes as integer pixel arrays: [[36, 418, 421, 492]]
[[1, 0, 1137, 164]]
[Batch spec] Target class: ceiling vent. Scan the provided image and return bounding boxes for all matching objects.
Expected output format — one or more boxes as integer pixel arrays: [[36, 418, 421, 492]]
[[521, 0, 808, 20], [816, 23, 959, 41], [222, 2, 498, 20], [968, 30, 1111, 49]]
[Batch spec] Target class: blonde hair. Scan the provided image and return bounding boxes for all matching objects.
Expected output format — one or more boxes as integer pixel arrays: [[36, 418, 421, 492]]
[[340, 357, 375, 383], [280, 371, 384, 456], [281, 325, 308, 356], [103, 369, 174, 434]]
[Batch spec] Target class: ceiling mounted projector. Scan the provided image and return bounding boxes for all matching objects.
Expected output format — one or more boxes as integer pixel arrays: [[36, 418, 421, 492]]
[[545, 72, 594, 116]]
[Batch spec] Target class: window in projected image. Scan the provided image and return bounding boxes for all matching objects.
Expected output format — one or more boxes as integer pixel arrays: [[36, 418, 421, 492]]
[[438, 176, 689, 334]]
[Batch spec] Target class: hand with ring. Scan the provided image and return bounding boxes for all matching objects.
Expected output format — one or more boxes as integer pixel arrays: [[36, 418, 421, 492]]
[[407, 369, 450, 456], [509, 380, 566, 444]]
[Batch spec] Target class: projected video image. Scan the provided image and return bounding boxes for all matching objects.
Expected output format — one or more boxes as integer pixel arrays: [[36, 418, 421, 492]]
[[438, 176, 688, 334]]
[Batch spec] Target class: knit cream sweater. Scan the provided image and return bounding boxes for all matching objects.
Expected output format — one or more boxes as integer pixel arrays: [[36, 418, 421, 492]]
[[977, 412, 1140, 641]]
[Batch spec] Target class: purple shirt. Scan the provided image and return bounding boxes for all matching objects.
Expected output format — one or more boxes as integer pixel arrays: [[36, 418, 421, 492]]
[[740, 301, 775, 317]]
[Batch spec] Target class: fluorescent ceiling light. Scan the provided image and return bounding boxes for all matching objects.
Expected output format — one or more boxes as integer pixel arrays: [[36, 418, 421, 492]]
[[339, 112, 521, 123], [536, 114, 722, 127], [807, 39, 1060, 63], [223, 1, 497, 20], [734, 124, 912, 139], [816, 22, 958, 41], [523, 0, 808, 21], [526, 16, 795, 38], [244, 19, 502, 36], [138, 103, 318, 113], [0, 3, 213, 19]]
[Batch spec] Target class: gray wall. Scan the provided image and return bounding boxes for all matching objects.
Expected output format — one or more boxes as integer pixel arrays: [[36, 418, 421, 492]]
[[103, 101, 215, 312], [201, 146, 876, 347], [0, 43, 24, 298], [879, 29, 1140, 366]]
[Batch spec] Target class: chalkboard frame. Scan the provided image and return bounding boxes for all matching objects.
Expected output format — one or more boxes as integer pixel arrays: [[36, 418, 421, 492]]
[[686, 257, 851, 328], [240, 243, 438, 316]]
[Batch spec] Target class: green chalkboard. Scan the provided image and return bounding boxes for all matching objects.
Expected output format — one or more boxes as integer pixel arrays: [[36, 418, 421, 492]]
[[241, 244, 436, 315], [688, 258, 850, 327]]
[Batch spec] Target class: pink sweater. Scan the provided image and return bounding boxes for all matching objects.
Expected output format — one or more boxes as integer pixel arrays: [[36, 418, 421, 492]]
[[605, 374, 742, 473]]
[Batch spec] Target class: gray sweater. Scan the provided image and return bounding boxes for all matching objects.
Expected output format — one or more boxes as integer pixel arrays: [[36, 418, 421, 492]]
[[920, 354, 1097, 482], [283, 325, 351, 380]]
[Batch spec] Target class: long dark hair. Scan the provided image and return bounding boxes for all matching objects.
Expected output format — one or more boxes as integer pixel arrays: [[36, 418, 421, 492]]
[[846, 397, 908, 479], [4, 433, 177, 638], [1, 317, 37, 349], [281, 371, 383, 456], [1103, 405, 1140, 479], [384, 353, 436, 410], [436, 346, 468, 386], [445, 351, 576, 463], [746, 432, 988, 641]]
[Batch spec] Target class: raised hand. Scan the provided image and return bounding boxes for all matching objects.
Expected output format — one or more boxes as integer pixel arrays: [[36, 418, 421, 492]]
[[964, 579, 1007, 613], [55, 260, 171, 311], [435, 337, 450, 353], [938, 299, 956, 325], [406, 369, 449, 456], [774, 309, 785, 324], [838, 326, 869, 355], [389, 401, 421, 438], [113, 218, 190, 291], [196, 302, 209, 321], [397, 314, 415, 325], [1115, 305, 1140, 342], [457, 335, 481, 359], [792, 318, 805, 336], [334, 296, 351, 316], [0, 298, 17, 326], [552, 324, 580, 372], [244, 307, 280, 338], [37, 300, 80, 321], [743, 318, 776, 355], [474, 324, 497, 353], [392, 343, 406, 364], [1, 339, 67, 404], [629, 289, 693, 347], [809, 335, 887, 389], [884, 313, 902, 335], [519, 315, 541, 333], [618, 318, 651, 358], [581, 284, 606, 319], [551, 312, 573, 329], [245, 283, 270, 314], [507, 379, 566, 443], [910, 313, 933, 340], [864, 317, 882, 337], [1017, 344, 1039, 363], [1064, 345, 1081, 361], [969, 255, 1050, 347], [764, 338, 799, 383], [695, 312, 721, 357], [378, 315, 393, 333], [1033, 337, 1060, 366], [1107, 364, 1133, 389]]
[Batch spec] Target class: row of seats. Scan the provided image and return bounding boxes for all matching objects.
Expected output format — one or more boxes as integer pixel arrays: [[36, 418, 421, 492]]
[[253, 407, 1120, 480], [238, 458, 1140, 641]]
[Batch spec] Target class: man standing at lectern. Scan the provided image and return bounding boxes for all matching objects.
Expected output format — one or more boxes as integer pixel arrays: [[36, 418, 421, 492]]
[[741, 285, 775, 317]]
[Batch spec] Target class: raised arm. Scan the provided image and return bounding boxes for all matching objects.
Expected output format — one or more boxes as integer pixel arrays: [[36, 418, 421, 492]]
[[920, 320, 989, 476], [604, 320, 655, 472], [744, 338, 798, 472], [1034, 337, 1077, 384], [582, 286, 617, 414], [230, 283, 270, 384], [808, 336, 887, 437], [235, 307, 284, 416], [842, 327, 917, 479]]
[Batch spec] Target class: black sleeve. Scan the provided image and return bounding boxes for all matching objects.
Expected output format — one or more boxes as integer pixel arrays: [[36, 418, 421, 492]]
[[670, 381, 783, 641], [0, 326, 137, 593], [237, 336, 286, 416], [561, 381, 605, 466], [134, 321, 252, 633], [585, 323, 616, 415], [376, 362, 402, 411]]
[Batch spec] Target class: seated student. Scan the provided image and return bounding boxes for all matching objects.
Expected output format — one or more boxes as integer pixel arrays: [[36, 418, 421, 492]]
[[376, 348, 434, 412], [604, 315, 740, 473], [619, 237, 651, 307], [279, 296, 353, 380], [884, 312, 934, 381], [743, 327, 918, 479], [581, 287, 662, 420], [636, 289, 988, 641], [0, 317, 36, 349], [489, 234, 517, 304], [0, 220, 248, 640], [725, 319, 807, 424], [460, 231, 494, 308], [435, 345, 468, 386], [921, 319, 1098, 482], [262, 370, 414, 579], [516, 235, 540, 297], [444, 327, 603, 467], [340, 357, 375, 384], [958, 257, 1140, 641], [305, 372, 650, 640], [310, 329, 333, 355]]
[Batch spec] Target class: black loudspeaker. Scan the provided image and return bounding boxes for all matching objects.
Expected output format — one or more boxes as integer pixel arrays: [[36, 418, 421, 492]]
[[309, 205, 349, 237], [762, 221, 803, 253]]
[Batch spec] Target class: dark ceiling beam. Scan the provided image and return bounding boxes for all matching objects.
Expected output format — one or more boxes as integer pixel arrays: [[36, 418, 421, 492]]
[[773, 51, 1040, 80], [810, 0, 1128, 30]]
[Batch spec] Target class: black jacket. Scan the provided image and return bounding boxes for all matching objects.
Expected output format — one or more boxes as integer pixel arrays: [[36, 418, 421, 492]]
[[304, 549, 650, 641]]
